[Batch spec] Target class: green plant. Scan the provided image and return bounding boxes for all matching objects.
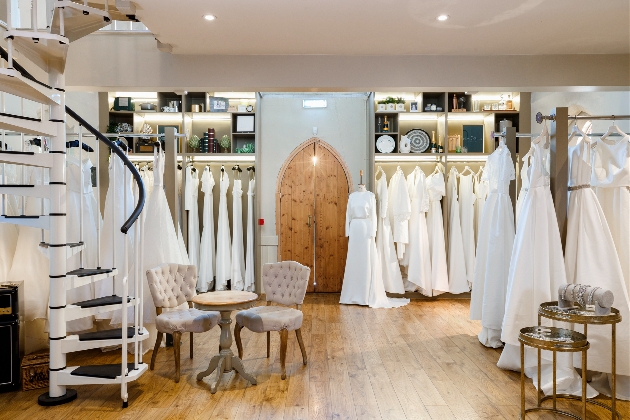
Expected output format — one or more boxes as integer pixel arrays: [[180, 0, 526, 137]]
[[236, 143, 255, 153], [384, 96, 396, 104], [395, 97, 405, 104], [188, 134, 200, 149], [219, 135, 231, 149]]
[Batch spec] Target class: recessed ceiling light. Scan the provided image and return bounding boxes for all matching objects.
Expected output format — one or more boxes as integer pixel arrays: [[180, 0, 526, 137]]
[[203, 14, 217, 21], [437, 14, 449, 21]]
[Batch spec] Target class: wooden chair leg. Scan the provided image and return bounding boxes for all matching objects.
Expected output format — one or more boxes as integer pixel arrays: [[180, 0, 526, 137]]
[[173, 331, 181, 383], [234, 323, 244, 359], [296, 328, 307, 365], [279, 329, 288, 380], [150, 332, 163, 370], [267, 331, 271, 358], [190, 332, 193, 359]]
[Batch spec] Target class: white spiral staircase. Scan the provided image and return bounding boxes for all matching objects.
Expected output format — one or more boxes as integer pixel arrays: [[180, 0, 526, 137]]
[[1, 0, 148, 408]]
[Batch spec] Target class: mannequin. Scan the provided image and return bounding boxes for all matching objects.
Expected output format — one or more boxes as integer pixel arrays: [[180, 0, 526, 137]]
[[358, 170, 367, 191]]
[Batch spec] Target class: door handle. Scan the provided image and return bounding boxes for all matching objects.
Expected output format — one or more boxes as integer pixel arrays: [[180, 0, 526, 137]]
[[307, 215, 312, 228]]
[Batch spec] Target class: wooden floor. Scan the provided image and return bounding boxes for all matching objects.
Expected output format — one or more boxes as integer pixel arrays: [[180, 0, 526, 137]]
[[1, 295, 627, 419]]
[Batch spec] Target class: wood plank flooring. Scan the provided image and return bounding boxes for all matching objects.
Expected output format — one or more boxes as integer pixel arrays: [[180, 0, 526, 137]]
[[1, 295, 627, 419]]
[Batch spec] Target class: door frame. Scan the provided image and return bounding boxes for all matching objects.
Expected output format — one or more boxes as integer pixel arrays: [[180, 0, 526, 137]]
[[275, 137, 353, 262]]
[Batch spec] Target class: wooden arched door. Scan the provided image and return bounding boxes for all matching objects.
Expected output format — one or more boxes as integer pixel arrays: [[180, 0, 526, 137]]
[[276, 138, 352, 292]]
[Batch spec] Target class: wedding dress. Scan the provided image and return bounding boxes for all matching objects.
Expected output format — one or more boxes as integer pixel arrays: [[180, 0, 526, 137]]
[[244, 176, 256, 292], [185, 166, 200, 270], [339, 189, 409, 308], [425, 169, 449, 295], [473, 168, 488, 243], [470, 142, 515, 348], [498, 125, 596, 398], [215, 170, 232, 290], [387, 167, 411, 260], [375, 168, 404, 294], [446, 167, 468, 294], [459, 171, 475, 287], [231, 178, 245, 291], [401, 167, 432, 293], [198, 166, 216, 292], [515, 150, 532, 226]]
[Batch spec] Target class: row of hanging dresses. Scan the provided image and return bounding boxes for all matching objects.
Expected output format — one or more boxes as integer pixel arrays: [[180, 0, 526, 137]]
[[198, 167, 216, 292], [185, 166, 201, 269], [244, 176, 256, 292], [401, 167, 432, 293], [588, 130, 630, 399], [425, 167, 449, 295], [215, 170, 232, 291], [498, 125, 596, 397], [469, 141, 515, 348], [446, 167, 469, 294], [340, 189, 409, 308], [375, 168, 404, 294]]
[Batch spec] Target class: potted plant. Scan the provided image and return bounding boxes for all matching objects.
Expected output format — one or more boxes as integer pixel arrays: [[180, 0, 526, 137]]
[[384, 96, 396, 111], [188, 134, 200, 152], [395, 97, 406, 111], [377, 100, 386, 111], [219, 135, 231, 153]]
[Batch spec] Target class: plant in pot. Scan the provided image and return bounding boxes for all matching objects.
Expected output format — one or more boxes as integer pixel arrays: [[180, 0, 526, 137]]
[[377, 100, 387, 111], [395, 97, 406, 111], [220, 135, 231, 153], [188, 134, 200, 152], [384, 96, 396, 111]]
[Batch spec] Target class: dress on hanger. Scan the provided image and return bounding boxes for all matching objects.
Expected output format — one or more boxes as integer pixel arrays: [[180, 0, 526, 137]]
[[133, 148, 189, 325], [470, 143, 515, 348], [459, 172, 475, 287], [498, 126, 596, 398], [215, 170, 232, 290], [446, 167, 468, 294], [401, 167, 432, 293], [198, 167, 216, 292], [244, 176, 256, 292], [65, 153, 101, 332], [185, 166, 200, 270], [97, 154, 135, 320], [473, 168, 488, 243], [387, 167, 411, 260], [340, 190, 409, 308], [515, 151, 531, 226], [231, 178, 245, 291], [589, 133, 630, 400], [375, 170, 404, 294], [425, 170, 449, 295]]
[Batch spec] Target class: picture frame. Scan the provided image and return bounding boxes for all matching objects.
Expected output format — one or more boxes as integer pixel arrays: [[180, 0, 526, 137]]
[[463, 125, 484, 153], [236, 115, 255, 133], [209, 96, 229, 112], [410, 101, 418, 112]]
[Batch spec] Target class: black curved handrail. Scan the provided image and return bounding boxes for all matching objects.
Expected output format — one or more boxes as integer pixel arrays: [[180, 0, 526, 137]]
[[0, 46, 145, 234]]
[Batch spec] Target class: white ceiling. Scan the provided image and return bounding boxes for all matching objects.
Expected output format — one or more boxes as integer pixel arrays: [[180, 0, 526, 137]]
[[133, 0, 630, 56]]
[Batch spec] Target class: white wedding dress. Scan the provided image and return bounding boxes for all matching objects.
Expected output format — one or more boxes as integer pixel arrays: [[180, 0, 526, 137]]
[[215, 170, 232, 290], [244, 176, 256, 292], [459, 172, 475, 288], [185, 166, 200, 270], [426, 170, 449, 295], [446, 167, 469, 294], [499, 125, 596, 398], [198, 167, 216, 292], [473, 168, 488, 243], [388, 167, 411, 260], [231, 178, 245, 291], [375, 169, 404, 294], [339, 189, 409, 308], [589, 133, 630, 400], [515, 150, 532, 226], [470, 142, 515, 348], [401, 167, 432, 293]]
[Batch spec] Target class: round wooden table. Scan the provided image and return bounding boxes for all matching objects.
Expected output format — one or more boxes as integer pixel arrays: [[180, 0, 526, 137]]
[[193, 291, 259, 393]]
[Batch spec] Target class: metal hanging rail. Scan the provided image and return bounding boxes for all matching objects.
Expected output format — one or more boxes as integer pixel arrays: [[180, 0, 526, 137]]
[[536, 111, 630, 124]]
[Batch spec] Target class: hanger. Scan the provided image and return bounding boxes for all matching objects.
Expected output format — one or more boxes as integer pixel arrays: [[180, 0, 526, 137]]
[[65, 140, 94, 152], [568, 119, 590, 146], [247, 165, 255, 172], [459, 166, 474, 176], [113, 138, 132, 152], [375, 165, 384, 180], [220, 165, 225, 173], [476, 166, 484, 177], [601, 116, 627, 141]]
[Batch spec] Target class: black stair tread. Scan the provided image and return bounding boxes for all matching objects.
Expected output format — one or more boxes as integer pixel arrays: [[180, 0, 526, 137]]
[[39, 241, 84, 248], [73, 295, 131, 308], [78, 327, 135, 341], [3, 215, 40, 219], [67, 268, 113, 277], [71, 363, 138, 379], [0, 150, 35, 155], [0, 184, 34, 187]]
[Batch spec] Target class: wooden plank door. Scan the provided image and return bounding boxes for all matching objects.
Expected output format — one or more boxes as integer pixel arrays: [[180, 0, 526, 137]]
[[278, 144, 316, 291], [314, 142, 349, 292]]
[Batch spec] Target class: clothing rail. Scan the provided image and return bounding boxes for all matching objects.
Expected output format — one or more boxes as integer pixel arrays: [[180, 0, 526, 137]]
[[495, 132, 627, 138], [536, 112, 630, 124]]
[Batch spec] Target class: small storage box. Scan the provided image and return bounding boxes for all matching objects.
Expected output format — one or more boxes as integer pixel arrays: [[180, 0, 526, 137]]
[[113, 97, 134, 111], [21, 351, 49, 391]]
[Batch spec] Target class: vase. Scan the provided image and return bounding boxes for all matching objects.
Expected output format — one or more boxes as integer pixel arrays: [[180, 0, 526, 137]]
[[221, 147, 230, 153], [396, 103, 405, 111], [387, 103, 395, 111], [378, 104, 386, 111]]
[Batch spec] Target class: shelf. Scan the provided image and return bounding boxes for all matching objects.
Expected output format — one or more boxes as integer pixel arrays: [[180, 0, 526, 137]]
[[179, 153, 255, 162], [232, 132, 255, 135], [375, 153, 444, 162], [375, 132, 398, 135]]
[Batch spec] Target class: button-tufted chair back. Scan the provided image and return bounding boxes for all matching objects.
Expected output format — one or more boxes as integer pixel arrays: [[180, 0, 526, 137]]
[[146, 263, 198, 309], [263, 261, 310, 307]]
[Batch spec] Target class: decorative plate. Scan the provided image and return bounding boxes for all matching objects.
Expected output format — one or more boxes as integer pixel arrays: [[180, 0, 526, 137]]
[[376, 135, 395, 153], [406, 128, 430, 153]]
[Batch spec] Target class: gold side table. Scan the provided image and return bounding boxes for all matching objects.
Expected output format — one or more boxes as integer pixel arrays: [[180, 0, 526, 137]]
[[519, 326, 589, 419], [539, 301, 622, 419]]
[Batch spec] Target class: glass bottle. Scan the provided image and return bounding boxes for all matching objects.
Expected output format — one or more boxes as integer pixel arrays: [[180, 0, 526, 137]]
[[431, 131, 437, 153], [438, 135, 444, 153], [506, 94, 513, 110], [499, 94, 506, 111], [377, 117, 382, 133], [383, 116, 389, 132]]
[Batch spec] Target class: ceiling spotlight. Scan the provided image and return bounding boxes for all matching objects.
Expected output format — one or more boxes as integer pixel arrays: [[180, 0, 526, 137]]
[[437, 14, 449, 21], [203, 14, 217, 21]]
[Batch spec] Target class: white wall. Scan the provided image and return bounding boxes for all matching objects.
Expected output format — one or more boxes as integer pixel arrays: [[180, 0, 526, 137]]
[[531, 91, 630, 133], [258, 93, 369, 268]]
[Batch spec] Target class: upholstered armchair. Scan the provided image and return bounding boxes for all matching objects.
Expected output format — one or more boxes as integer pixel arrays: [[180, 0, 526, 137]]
[[146, 263, 221, 383], [234, 261, 310, 379]]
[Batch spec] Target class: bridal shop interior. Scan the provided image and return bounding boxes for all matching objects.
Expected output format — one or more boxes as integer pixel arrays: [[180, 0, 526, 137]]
[[0, 1, 629, 419]]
